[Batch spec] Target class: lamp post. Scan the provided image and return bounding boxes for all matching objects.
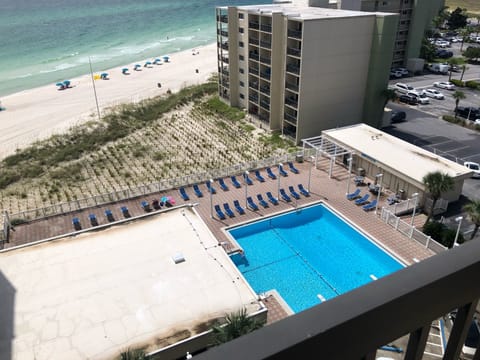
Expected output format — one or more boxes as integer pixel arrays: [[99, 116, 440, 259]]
[[308, 156, 315, 191], [244, 171, 249, 208], [346, 156, 353, 195], [209, 178, 214, 218], [453, 216, 463, 247], [375, 173, 383, 214], [277, 163, 283, 198], [410, 193, 419, 227]]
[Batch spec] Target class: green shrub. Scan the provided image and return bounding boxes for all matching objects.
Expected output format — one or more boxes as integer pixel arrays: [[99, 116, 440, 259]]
[[10, 218, 28, 226], [423, 221, 464, 248], [465, 80, 479, 89], [450, 79, 464, 87]]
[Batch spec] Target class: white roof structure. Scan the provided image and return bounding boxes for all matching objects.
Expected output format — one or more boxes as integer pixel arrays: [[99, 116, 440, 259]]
[[322, 123, 472, 187], [0, 207, 259, 360]]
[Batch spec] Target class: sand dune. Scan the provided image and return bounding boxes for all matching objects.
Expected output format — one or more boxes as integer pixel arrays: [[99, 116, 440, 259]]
[[0, 43, 218, 160]]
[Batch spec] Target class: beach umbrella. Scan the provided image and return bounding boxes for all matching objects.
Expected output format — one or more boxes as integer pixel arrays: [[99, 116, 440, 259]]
[[100, 72, 108, 79], [154, 58, 162, 64], [144, 61, 152, 67], [134, 64, 141, 70], [63, 80, 71, 86], [167, 196, 176, 205], [162, 55, 170, 62], [122, 67, 129, 73], [56, 82, 64, 87]]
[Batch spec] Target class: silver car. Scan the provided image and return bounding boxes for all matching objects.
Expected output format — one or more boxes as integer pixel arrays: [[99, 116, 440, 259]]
[[422, 88, 445, 100]]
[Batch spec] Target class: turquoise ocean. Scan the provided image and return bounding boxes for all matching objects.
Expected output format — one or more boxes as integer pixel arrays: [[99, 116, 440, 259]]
[[0, 0, 268, 97]]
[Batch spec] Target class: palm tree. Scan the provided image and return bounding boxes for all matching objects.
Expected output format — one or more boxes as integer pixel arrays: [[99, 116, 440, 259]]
[[211, 308, 265, 346], [422, 171, 454, 225], [460, 64, 469, 81], [452, 90, 466, 117], [447, 57, 463, 81], [381, 88, 397, 109], [463, 200, 480, 239]]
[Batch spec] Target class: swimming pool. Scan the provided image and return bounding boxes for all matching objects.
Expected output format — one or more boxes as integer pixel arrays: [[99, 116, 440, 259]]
[[228, 203, 404, 313]]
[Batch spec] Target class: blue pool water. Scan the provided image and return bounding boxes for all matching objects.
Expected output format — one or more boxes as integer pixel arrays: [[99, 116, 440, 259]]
[[228, 203, 404, 313]]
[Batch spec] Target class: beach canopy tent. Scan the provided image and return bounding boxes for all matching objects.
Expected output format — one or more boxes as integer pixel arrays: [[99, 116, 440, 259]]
[[134, 64, 141, 70], [144, 61, 152, 67], [163, 55, 170, 62], [100, 72, 109, 79], [122, 67, 129, 74], [63, 80, 70, 87], [56, 82, 66, 89], [153, 58, 162, 64]]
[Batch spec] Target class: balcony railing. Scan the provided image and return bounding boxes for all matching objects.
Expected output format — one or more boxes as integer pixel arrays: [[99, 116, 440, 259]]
[[260, 40, 271, 49], [260, 24, 272, 32], [285, 82, 299, 92], [195, 240, 480, 360], [285, 98, 298, 108], [221, 80, 229, 88], [217, 15, 228, 23], [217, 30, 228, 37], [249, 53, 260, 61], [249, 68, 259, 76], [259, 56, 271, 65], [218, 56, 229, 64], [259, 86, 270, 95], [287, 47, 301, 57], [248, 94, 258, 102], [284, 113, 297, 123], [249, 22, 259, 29], [220, 68, 229, 76], [249, 38, 259, 45], [286, 64, 300, 75], [220, 43, 229, 51], [260, 72, 271, 80], [287, 29, 302, 39], [260, 100, 270, 110], [249, 81, 259, 89]]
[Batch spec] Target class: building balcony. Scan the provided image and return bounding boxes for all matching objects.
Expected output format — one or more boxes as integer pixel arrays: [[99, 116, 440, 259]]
[[260, 40, 271, 49], [286, 64, 300, 75], [249, 53, 260, 61], [260, 100, 270, 110], [259, 85, 270, 95], [217, 29, 229, 37], [221, 80, 229, 88], [195, 240, 480, 360], [218, 56, 229, 64], [248, 94, 258, 102], [285, 97, 298, 108], [249, 68, 259, 76], [220, 43, 229, 51], [287, 47, 301, 57], [220, 68, 229, 76], [260, 72, 271, 80], [287, 29, 302, 39], [249, 38, 260, 45], [249, 81, 259, 89], [249, 22, 259, 30], [284, 113, 297, 124], [285, 82, 299, 92], [259, 56, 271, 65], [260, 24, 272, 33], [216, 14, 228, 23]]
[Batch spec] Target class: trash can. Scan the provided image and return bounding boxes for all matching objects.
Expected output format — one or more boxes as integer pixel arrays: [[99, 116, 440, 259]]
[[357, 168, 365, 177], [295, 154, 304, 163], [399, 189, 406, 200]]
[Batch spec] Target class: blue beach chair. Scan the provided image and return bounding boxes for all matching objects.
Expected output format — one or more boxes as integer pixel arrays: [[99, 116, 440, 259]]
[[72, 217, 81, 231], [346, 188, 361, 200], [247, 196, 259, 211], [298, 184, 310, 197], [121, 206, 130, 218], [363, 199, 378, 211], [288, 161, 299, 174], [278, 164, 288, 177], [141, 200, 151, 212], [266, 192, 279, 205], [179, 187, 190, 201], [218, 178, 229, 191], [355, 193, 370, 205], [231, 176, 241, 188], [223, 203, 235, 217], [206, 181, 216, 194], [288, 186, 301, 200], [254, 170, 265, 182], [256, 194, 269, 208], [266, 167, 277, 180], [233, 200, 245, 214], [105, 209, 114, 222], [244, 173, 253, 185], [214, 204, 226, 220], [279, 189, 292, 202], [89, 213, 98, 226], [193, 184, 203, 197]]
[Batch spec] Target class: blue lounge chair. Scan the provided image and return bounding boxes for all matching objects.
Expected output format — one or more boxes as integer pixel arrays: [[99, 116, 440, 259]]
[[206, 181, 216, 194], [231, 176, 241, 188], [214, 204, 226, 220], [141, 200, 151, 212], [179, 187, 190, 201], [254, 170, 265, 182], [346, 188, 361, 200], [244, 173, 253, 185], [72, 217, 81, 230], [247, 196, 259, 211], [266, 167, 277, 180], [105, 209, 114, 222], [121, 206, 130, 218], [193, 184, 203, 197], [89, 213, 98, 226], [278, 164, 288, 177], [288, 186, 301, 200], [266, 192, 279, 205], [355, 193, 370, 205], [363, 199, 378, 211], [288, 161, 299, 174], [298, 184, 310, 197], [218, 178, 229, 191], [279, 188, 292, 202], [233, 200, 245, 214], [256, 194, 269, 208], [223, 203, 235, 217]]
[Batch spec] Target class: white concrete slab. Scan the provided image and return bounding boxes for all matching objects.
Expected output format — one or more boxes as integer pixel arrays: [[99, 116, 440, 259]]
[[0, 207, 259, 360]]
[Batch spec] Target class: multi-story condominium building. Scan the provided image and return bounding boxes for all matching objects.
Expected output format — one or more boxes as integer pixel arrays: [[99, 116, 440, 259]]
[[216, 4, 398, 143]]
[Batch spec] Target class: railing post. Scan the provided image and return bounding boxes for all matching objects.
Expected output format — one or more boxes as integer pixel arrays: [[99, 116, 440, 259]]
[[425, 236, 431, 249], [404, 324, 430, 360], [395, 217, 400, 230]]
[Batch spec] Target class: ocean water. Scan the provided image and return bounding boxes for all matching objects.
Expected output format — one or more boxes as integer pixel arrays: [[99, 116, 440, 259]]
[[0, 0, 268, 97]]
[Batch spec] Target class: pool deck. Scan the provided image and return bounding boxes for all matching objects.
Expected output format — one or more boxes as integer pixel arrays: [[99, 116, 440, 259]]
[[2, 157, 435, 328]]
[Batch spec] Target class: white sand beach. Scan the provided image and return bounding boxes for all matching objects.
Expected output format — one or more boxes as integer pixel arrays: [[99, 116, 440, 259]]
[[0, 43, 218, 160]]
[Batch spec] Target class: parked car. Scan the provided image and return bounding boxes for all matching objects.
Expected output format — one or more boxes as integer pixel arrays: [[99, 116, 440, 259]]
[[394, 82, 415, 94], [422, 88, 445, 99], [398, 94, 418, 105], [407, 91, 429, 104], [433, 81, 455, 90], [435, 49, 453, 58], [391, 110, 406, 123], [464, 161, 480, 178], [390, 70, 402, 78], [449, 64, 461, 72], [392, 67, 409, 76], [456, 106, 480, 119]]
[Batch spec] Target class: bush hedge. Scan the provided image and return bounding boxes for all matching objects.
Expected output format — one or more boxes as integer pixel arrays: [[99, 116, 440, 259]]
[[423, 221, 464, 248]]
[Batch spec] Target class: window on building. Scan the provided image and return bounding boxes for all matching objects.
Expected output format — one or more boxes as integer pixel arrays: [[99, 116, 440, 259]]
[[239, 27, 244, 34], [240, 81, 245, 87], [239, 55, 244, 61], [239, 41, 244, 48], [240, 93, 245, 99], [239, 13, 244, 19], [382, 1, 387, 5], [239, 68, 244, 74]]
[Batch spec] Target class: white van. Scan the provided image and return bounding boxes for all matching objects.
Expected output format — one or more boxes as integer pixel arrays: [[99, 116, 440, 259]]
[[428, 63, 449, 74]]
